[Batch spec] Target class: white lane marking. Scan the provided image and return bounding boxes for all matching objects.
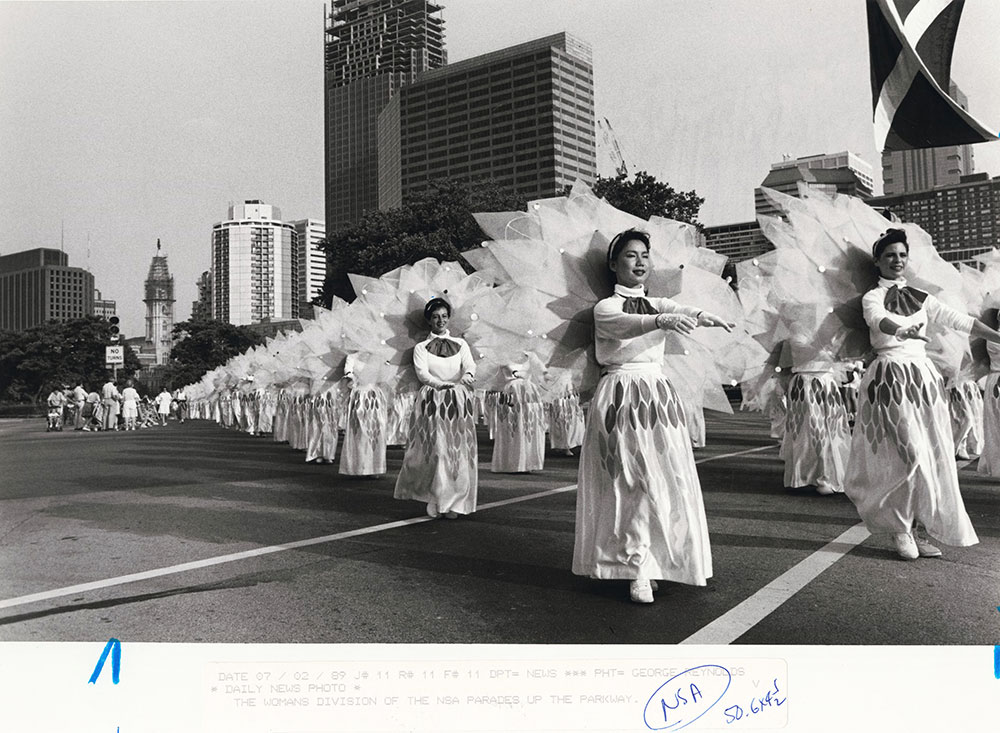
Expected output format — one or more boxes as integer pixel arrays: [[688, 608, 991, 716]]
[[0, 442, 777, 612], [680, 523, 871, 645]]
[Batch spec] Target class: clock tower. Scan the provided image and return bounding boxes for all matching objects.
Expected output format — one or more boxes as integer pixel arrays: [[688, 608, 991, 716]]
[[143, 239, 175, 365]]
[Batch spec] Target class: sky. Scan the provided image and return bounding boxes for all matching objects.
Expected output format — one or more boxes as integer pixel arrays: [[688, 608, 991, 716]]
[[2, 0, 999, 337]]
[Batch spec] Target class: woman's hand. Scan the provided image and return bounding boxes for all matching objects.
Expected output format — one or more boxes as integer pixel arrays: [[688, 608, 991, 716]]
[[696, 312, 736, 332], [895, 324, 929, 342], [460, 373, 476, 387], [655, 313, 698, 334]]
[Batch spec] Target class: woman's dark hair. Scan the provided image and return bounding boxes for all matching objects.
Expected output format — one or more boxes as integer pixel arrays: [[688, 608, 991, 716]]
[[872, 228, 908, 259], [423, 297, 452, 321], [607, 229, 651, 269]]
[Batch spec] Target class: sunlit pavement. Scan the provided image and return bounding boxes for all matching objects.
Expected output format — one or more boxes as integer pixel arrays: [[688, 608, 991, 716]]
[[1, 412, 997, 644]]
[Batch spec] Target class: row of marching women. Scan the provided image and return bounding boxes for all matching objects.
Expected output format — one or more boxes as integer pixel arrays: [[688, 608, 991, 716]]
[[179, 183, 1000, 603], [187, 374, 586, 473]]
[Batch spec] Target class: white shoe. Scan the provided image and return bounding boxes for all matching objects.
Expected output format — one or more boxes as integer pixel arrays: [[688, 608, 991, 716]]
[[913, 528, 942, 558], [893, 532, 918, 560], [629, 580, 654, 604], [443, 511, 459, 520], [815, 481, 838, 496], [426, 502, 439, 518]]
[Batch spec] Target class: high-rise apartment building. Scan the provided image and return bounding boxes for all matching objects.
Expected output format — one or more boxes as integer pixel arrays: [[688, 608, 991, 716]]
[[702, 221, 773, 264], [755, 151, 874, 218], [211, 201, 298, 326], [377, 32, 597, 207], [0, 248, 94, 331], [882, 84, 975, 196], [324, 0, 447, 231], [291, 219, 327, 313], [867, 173, 1000, 265]]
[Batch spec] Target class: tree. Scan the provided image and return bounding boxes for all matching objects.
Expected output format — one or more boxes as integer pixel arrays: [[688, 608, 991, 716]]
[[0, 317, 142, 403], [162, 319, 265, 390], [318, 178, 527, 303], [585, 170, 705, 226]]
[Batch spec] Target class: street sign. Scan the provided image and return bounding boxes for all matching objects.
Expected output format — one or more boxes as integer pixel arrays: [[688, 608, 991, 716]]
[[105, 345, 124, 366]]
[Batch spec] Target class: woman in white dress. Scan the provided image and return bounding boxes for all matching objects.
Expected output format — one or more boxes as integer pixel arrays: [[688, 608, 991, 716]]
[[844, 229, 1000, 560], [949, 378, 984, 460], [547, 372, 585, 457], [154, 387, 172, 427], [977, 311, 1000, 477], [572, 230, 733, 604], [491, 359, 546, 473], [394, 298, 478, 518], [780, 348, 851, 496], [339, 353, 388, 476]]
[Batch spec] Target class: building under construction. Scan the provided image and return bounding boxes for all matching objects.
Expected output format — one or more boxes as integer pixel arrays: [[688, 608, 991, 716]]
[[324, 0, 447, 231]]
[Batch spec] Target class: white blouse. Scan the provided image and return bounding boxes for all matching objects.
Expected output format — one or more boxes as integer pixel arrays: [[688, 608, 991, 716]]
[[413, 330, 476, 388], [594, 283, 701, 367], [862, 277, 974, 358]]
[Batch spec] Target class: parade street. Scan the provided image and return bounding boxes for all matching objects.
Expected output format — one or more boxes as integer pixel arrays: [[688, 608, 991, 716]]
[[0, 412, 997, 645]]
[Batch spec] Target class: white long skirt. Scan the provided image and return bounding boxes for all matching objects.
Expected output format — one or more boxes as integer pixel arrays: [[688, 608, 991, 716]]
[[950, 381, 984, 456], [780, 372, 851, 492], [978, 373, 1000, 477], [340, 385, 387, 475], [548, 393, 585, 450], [845, 356, 978, 546], [394, 385, 478, 515], [386, 391, 416, 446], [572, 366, 712, 585], [491, 378, 546, 473]]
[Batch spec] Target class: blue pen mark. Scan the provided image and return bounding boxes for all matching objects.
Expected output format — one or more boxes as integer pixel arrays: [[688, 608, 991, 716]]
[[723, 677, 786, 724], [643, 665, 732, 731], [88, 638, 122, 685]]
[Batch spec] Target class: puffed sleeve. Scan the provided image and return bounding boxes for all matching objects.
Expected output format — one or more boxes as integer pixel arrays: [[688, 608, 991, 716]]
[[925, 295, 975, 334], [593, 299, 658, 338], [647, 297, 703, 319], [594, 296, 701, 338], [412, 341, 449, 389], [861, 288, 891, 329]]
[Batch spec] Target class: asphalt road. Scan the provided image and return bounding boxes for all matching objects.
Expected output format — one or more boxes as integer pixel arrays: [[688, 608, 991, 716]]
[[1, 411, 998, 645]]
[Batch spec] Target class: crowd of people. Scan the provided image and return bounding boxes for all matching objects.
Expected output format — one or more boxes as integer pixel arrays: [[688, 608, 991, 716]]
[[44, 380, 188, 432]]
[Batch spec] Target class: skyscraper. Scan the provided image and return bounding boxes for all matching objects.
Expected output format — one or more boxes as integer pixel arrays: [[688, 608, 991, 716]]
[[324, 0, 447, 231], [191, 270, 212, 322], [211, 200, 298, 326], [882, 84, 975, 196], [290, 219, 327, 313], [0, 248, 94, 331], [378, 32, 597, 207]]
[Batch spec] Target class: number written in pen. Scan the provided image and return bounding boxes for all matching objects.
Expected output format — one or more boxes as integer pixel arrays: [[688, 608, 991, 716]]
[[723, 678, 786, 724]]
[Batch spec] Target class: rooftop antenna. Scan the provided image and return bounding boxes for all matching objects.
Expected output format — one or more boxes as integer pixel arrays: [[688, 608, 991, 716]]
[[157, 237, 162, 254]]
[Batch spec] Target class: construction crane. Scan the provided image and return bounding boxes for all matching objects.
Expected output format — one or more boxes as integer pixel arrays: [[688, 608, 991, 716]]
[[597, 117, 629, 178]]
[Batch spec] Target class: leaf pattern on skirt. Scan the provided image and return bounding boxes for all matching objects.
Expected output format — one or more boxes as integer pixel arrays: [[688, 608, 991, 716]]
[[598, 372, 685, 491]]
